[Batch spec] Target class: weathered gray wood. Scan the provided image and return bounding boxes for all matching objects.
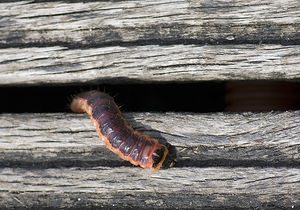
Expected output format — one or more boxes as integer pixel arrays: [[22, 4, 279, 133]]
[[0, 44, 299, 85], [0, 112, 299, 168], [0, 1, 298, 209], [0, 167, 299, 209], [0, 112, 299, 209], [1, 0, 299, 84], [0, 0, 299, 46]]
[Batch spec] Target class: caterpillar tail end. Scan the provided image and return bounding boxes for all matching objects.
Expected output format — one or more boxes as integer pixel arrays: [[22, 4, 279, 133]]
[[70, 96, 88, 113]]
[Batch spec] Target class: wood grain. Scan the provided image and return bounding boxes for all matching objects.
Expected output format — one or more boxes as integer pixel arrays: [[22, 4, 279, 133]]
[[0, 44, 299, 85], [0, 167, 299, 209], [0, 0, 299, 46], [0, 112, 299, 168], [0, 1, 299, 208], [0, 112, 299, 209]]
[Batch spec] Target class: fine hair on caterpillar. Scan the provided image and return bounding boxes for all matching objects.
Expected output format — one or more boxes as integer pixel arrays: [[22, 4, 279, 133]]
[[70, 90, 177, 171]]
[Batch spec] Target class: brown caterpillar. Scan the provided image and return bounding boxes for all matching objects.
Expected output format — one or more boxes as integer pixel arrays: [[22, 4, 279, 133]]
[[70, 90, 176, 171]]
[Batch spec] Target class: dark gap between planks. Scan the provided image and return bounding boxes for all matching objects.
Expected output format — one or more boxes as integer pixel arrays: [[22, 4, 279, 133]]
[[0, 81, 299, 113], [1, 38, 299, 50]]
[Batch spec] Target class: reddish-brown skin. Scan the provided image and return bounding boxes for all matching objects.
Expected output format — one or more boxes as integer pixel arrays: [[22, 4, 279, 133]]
[[70, 90, 172, 171]]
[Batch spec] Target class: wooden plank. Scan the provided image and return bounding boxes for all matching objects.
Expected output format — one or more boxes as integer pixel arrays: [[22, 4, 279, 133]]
[[0, 44, 299, 85], [0, 112, 299, 168], [0, 112, 299, 208], [0, 0, 299, 46], [0, 167, 299, 209]]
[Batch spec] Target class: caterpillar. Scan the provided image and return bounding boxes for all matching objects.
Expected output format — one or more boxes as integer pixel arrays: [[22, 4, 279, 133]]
[[70, 90, 176, 171]]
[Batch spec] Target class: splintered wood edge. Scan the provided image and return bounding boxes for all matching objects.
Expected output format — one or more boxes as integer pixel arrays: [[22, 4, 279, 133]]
[[0, 112, 299, 167]]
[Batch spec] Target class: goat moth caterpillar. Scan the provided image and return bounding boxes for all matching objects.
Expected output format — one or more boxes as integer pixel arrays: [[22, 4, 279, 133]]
[[70, 90, 176, 171]]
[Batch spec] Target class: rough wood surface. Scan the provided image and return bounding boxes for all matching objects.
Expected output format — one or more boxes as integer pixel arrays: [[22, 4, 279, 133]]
[[0, 112, 299, 168], [0, 112, 299, 209], [0, 0, 299, 46], [1, 0, 299, 85], [0, 167, 299, 209], [0, 0, 299, 208], [0, 44, 299, 85]]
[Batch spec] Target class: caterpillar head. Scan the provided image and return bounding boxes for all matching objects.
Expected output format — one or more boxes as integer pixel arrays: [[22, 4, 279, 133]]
[[152, 143, 177, 170]]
